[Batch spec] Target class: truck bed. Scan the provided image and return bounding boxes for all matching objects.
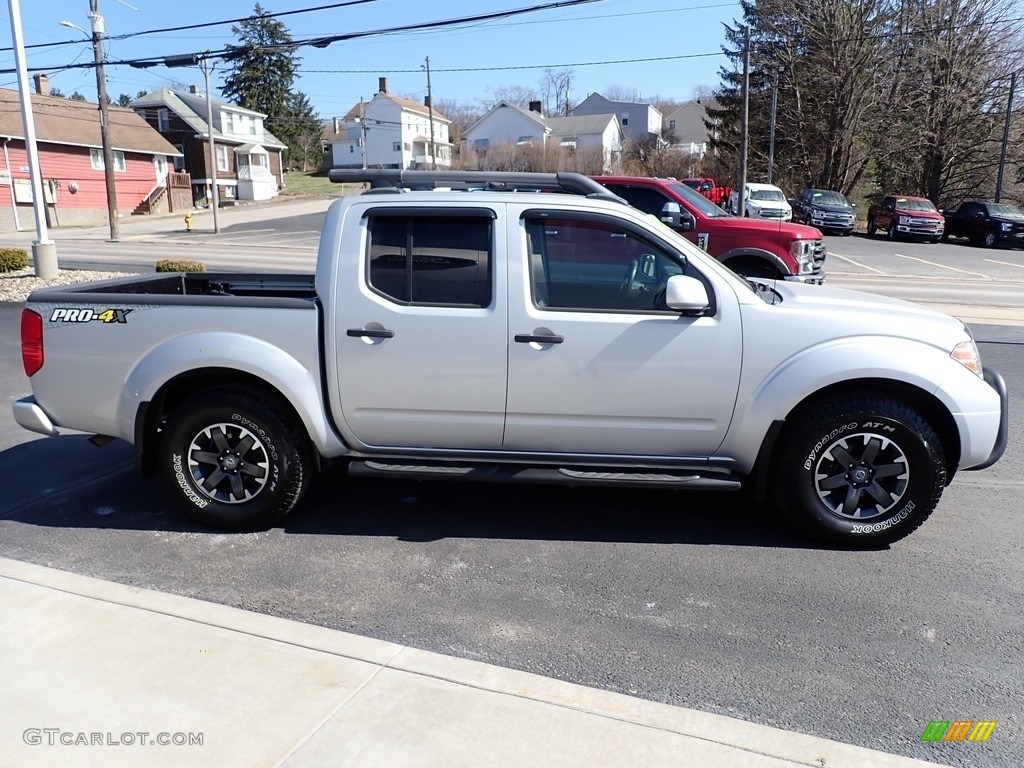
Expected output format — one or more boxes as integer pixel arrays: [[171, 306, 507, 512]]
[[30, 272, 318, 305]]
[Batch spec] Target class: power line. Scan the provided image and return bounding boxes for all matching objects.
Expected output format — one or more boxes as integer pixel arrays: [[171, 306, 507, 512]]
[[0, 0, 389, 54], [304, 52, 723, 75]]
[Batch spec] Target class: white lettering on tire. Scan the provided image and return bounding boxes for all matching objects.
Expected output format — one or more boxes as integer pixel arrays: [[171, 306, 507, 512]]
[[172, 453, 208, 508], [851, 501, 915, 534]]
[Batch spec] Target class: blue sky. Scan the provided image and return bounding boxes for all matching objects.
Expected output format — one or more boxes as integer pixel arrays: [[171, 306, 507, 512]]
[[3, 0, 739, 119]]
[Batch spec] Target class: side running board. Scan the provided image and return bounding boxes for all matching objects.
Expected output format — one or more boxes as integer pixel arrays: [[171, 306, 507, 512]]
[[347, 460, 742, 491]]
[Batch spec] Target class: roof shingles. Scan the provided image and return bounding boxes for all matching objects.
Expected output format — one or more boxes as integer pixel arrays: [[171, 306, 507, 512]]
[[0, 88, 179, 156]]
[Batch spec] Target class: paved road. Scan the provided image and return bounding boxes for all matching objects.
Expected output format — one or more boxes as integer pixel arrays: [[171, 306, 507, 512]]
[[1, 297, 1021, 767], [9, 205, 1024, 315]]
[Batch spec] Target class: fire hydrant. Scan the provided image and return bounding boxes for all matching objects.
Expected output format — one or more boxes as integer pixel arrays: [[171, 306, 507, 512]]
[[184, 212, 193, 232]]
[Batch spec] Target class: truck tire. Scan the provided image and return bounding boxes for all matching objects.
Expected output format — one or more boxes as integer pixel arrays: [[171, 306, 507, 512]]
[[983, 231, 997, 248], [867, 219, 876, 236], [771, 394, 945, 546], [159, 388, 312, 530]]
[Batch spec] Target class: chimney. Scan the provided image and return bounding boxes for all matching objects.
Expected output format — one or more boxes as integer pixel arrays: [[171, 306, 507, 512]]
[[424, 95, 431, 109], [528, 100, 542, 115], [33, 73, 50, 97], [189, 85, 201, 95], [378, 77, 388, 95]]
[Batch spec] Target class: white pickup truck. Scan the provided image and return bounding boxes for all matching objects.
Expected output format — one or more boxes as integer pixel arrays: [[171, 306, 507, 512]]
[[13, 170, 1007, 545]]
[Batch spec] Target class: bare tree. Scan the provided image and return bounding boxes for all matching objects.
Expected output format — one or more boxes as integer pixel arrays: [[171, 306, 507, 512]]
[[484, 85, 539, 110], [540, 68, 574, 116], [603, 84, 643, 102]]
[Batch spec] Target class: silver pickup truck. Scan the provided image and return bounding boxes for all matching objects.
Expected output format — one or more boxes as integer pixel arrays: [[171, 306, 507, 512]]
[[13, 170, 1008, 545]]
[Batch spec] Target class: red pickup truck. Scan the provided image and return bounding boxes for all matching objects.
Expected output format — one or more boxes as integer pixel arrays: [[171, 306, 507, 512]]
[[681, 177, 732, 208], [867, 195, 945, 242], [594, 176, 826, 282]]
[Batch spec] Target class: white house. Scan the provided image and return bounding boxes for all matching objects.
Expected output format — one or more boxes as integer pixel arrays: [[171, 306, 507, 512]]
[[326, 78, 452, 170], [572, 93, 663, 143], [463, 101, 623, 172]]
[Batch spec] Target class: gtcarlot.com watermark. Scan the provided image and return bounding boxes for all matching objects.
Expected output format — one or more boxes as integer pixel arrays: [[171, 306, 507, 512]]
[[23, 729, 203, 747]]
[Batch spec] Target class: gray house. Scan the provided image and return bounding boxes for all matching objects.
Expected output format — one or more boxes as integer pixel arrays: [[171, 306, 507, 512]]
[[664, 100, 719, 155], [572, 93, 662, 143]]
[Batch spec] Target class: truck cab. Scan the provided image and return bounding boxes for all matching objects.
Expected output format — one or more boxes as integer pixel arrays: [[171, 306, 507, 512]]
[[594, 175, 824, 283]]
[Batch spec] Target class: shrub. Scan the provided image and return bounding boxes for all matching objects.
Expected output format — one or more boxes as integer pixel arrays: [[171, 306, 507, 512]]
[[155, 258, 207, 273], [0, 247, 29, 273]]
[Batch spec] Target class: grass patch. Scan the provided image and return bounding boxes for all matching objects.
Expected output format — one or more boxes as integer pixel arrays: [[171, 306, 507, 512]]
[[280, 171, 345, 197]]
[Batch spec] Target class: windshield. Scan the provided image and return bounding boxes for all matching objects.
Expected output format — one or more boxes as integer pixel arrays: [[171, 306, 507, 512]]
[[990, 203, 1024, 218], [666, 182, 730, 217], [896, 198, 937, 212], [749, 188, 786, 202], [681, 179, 700, 189], [809, 190, 849, 207]]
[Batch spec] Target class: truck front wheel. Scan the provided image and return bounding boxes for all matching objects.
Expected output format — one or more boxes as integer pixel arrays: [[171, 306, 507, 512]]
[[159, 389, 312, 530], [771, 395, 946, 546]]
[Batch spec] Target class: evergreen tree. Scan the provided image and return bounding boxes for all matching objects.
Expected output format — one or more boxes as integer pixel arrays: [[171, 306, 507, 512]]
[[221, 3, 309, 168]]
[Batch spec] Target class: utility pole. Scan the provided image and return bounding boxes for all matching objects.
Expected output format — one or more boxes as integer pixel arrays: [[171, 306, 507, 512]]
[[738, 25, 750, 217], [359, 98, 367, 169], [89, 0, 119, 241], [200, 56, 221, 233], [424, 56, 436, 170], [767, 69, 779, 185], [995, 71, 1016, 203], [7, 0, 58, 277]]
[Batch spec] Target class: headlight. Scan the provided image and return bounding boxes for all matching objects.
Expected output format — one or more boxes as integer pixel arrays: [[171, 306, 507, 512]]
[[789, 240, 816, 274], [951, 340, 982, 377], [899, 216, 911, 225], [1002, 222, 1012, 231]]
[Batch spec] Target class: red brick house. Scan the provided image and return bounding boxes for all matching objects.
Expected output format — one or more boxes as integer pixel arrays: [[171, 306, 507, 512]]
[[131, 88, 286, 206], [0, 86, 182, 232]]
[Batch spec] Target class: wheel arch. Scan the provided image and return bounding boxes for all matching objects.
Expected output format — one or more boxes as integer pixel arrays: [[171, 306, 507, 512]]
[[750, 377, 961, 499], [719, 247, 790, 279]]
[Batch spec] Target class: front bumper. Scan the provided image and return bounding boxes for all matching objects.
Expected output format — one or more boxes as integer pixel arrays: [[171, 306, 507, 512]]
[[965, 368, 1008, 471], [12, 396, 60, 437]]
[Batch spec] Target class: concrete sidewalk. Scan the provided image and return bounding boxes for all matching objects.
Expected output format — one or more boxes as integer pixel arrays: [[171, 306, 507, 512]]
[[0, 557, 943, 768]]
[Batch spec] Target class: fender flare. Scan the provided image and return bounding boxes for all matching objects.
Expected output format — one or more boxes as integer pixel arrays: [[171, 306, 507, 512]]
[[719, 336, 991, 474], [117, 331, 342, 456]]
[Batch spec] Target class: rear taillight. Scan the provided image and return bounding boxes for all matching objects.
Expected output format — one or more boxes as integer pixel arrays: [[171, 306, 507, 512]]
[[21, 308, 43, 377]]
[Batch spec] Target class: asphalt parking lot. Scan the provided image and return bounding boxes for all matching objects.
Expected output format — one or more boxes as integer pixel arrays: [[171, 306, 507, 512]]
[[1, 295, 1021, 767]]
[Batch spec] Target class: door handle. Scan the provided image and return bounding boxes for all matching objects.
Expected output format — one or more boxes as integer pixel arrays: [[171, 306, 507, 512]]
[[347, 328, 394, 339], [514, 333, 563, 344]]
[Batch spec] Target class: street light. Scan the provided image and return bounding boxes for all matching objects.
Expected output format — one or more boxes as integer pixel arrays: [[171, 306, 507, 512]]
[[7, 0, 58, 277], [60, 3, 119, 241], [159, 54, 221, 233]]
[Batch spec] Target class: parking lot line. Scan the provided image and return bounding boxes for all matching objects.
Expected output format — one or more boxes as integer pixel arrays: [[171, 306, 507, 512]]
[[984, 258, 1024, 270], [827, 252, 888, 275], [892, 253, 990, 278]]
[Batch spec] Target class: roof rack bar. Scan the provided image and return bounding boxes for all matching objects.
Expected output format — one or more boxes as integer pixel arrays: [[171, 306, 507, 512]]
[[327, 168, 620, 200]]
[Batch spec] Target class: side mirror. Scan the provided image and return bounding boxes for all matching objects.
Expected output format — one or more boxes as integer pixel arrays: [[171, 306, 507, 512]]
[[660, 201, 683, 229], [665, 275, 710, 314]]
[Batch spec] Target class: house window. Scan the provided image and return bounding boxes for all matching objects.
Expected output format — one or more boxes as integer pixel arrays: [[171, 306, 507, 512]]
[[621, 113, 629, 126], [473, 138, 489, 150], [669, 119, 676, 130], [560, 136, 577, 148], [367, 213, 493, 308], [90, 149, 126, 172], [216, 145, 230, 172], [157, 109, 170, 132], [516, 136, 533, 145], [172, 145, 185, 171], [404, 142, 411, 151], [393, 142, 402, 152]]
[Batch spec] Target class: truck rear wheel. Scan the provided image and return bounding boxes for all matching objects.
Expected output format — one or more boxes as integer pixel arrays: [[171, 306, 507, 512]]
[[771, 394, 946, 546], [159, 388, 312, 530]]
